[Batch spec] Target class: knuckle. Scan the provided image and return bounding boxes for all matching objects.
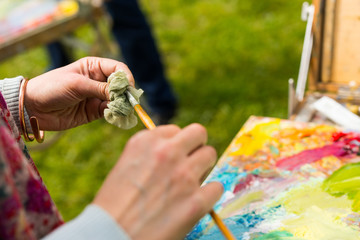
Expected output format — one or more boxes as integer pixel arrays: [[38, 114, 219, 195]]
[[156, 124, 180, 136], [82, 56, 93, 68], [98, 82, 108, 98], [153, 142, 174, 164], [165, 124, 181, 133], [191, 123, 207, 137], [82, 57, 102, 78], [88, 59, 99, 75], [82, 56, 92, 62]]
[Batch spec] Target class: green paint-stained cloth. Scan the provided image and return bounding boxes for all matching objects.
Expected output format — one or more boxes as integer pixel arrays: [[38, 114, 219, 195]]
[[104, 70, 143, 129]]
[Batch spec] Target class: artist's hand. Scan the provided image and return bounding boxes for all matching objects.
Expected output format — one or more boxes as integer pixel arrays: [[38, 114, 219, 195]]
[[24, 57, 134, 131], [93, 124, 223, 240]]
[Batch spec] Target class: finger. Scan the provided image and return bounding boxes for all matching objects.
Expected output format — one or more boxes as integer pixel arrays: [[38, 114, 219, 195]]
[[154, 124, 181, 139], [77, 57, 135, 86], [77, 78, 110, 101], [198, 182, 223, 214], [172, 123, 208, 155], [99, 58, 135, 86], [85, 98, 105, 122], [127, 124, 181, 146], [185, 182, 223, 227], [99, 101, 109, 114], [185, 145, 217, 180]]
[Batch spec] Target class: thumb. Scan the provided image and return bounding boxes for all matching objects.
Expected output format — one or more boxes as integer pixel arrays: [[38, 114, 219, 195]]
[[79, 79, 110, 101]]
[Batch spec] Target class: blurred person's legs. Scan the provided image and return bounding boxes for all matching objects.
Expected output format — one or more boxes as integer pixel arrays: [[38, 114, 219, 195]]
[[46, 0, 177, 124], [46, 41, 72, 70], [104, 0, 177, 123]]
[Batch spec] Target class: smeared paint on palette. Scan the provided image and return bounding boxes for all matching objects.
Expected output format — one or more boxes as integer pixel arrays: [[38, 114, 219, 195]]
[[186, 116, 360, 240]]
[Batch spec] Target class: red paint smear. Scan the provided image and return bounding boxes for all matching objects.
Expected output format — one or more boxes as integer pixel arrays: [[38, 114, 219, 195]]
[[233, 174, 256, 194], [276, 141, 348, 170], [332, 131, 360, 144], [332, 132, 348, 142]]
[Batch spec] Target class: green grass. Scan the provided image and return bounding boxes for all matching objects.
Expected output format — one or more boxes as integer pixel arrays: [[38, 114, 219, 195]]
[[0, 0, 305, 220]]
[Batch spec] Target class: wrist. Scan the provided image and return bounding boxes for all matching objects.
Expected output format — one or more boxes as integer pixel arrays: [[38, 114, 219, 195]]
[[19, 79, 44, 142]]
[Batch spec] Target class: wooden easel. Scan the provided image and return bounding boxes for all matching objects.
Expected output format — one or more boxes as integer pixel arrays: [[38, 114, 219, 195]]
[[289, 0, 360, 121]]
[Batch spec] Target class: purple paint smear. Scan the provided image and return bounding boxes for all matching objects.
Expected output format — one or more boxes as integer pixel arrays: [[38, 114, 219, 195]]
[[276, 141, 348, 170]]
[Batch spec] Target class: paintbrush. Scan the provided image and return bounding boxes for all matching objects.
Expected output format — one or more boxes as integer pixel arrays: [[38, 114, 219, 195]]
[[126, 90, 236, 240]]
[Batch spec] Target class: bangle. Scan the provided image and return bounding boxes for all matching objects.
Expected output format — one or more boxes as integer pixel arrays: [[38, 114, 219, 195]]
[[19, 79, 45, 143]]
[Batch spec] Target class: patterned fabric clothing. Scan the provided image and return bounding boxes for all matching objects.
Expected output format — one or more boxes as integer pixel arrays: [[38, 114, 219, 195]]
[[0, 92, 63, 239]]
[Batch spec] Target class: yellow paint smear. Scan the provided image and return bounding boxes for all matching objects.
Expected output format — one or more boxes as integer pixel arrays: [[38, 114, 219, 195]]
[[219, 191, 264, 219], [279, 182, 352, 214], [274, 181, 357, 239], [231, 119, 281, 156], [282, 206, 358, 239]]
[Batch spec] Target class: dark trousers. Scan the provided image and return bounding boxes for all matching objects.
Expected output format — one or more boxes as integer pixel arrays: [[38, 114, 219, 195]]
[[47, 0, 177, 115]]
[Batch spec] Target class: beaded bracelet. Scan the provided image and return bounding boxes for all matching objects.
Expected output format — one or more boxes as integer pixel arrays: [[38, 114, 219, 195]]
[[19, 79, 44, 143]]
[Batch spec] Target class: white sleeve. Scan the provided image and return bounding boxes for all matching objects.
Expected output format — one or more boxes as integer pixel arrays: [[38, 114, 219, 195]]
[[42, 204, 131, 240], [0, 76, 31, 133]]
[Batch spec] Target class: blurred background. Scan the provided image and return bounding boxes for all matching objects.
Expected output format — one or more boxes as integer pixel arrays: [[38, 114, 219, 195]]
[[0, 0, 305, 220]]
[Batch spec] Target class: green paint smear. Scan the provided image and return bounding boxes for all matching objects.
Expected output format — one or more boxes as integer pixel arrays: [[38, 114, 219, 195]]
[[269, 145, 280, 156], [323, 162, 360, 212], [272, 181, 357, 239], [275, 181, 351, 215], [254, 230, 294, 240]]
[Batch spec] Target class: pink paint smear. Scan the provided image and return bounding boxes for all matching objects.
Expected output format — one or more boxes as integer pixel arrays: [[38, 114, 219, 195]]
[[276, 141, 348, 170]]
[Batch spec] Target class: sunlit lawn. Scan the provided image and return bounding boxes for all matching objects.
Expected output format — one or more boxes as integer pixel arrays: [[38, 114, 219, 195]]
[[0, 0, 305, 220]]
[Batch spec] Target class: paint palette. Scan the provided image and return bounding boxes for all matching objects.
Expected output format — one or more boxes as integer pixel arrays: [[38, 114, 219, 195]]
[[186, 116, 360, 240]]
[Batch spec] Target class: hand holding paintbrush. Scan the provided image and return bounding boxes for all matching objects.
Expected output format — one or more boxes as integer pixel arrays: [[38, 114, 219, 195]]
[[94, 106, 224, 239], [125, 91, 236, 240]]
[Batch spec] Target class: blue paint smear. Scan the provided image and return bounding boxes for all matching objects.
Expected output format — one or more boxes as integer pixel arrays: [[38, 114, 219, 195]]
[[186, 211, 264, 240], [187, 159, 287, 239], [198, 211, 264, 240], [186, 205, 283, 240], [187, 162, 250, 240], [205, 162, 246, 193]]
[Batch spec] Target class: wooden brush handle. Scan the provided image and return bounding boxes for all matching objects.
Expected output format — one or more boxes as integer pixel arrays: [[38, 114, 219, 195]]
[[134, 104, 156, 130], [209, 210, 236, 240]]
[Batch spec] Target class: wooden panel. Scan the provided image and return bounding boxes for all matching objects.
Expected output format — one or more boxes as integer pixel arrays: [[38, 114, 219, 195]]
[[308, 0, 324, 91], [321, 0, 337, 83], [331, 0, 360, 84]]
